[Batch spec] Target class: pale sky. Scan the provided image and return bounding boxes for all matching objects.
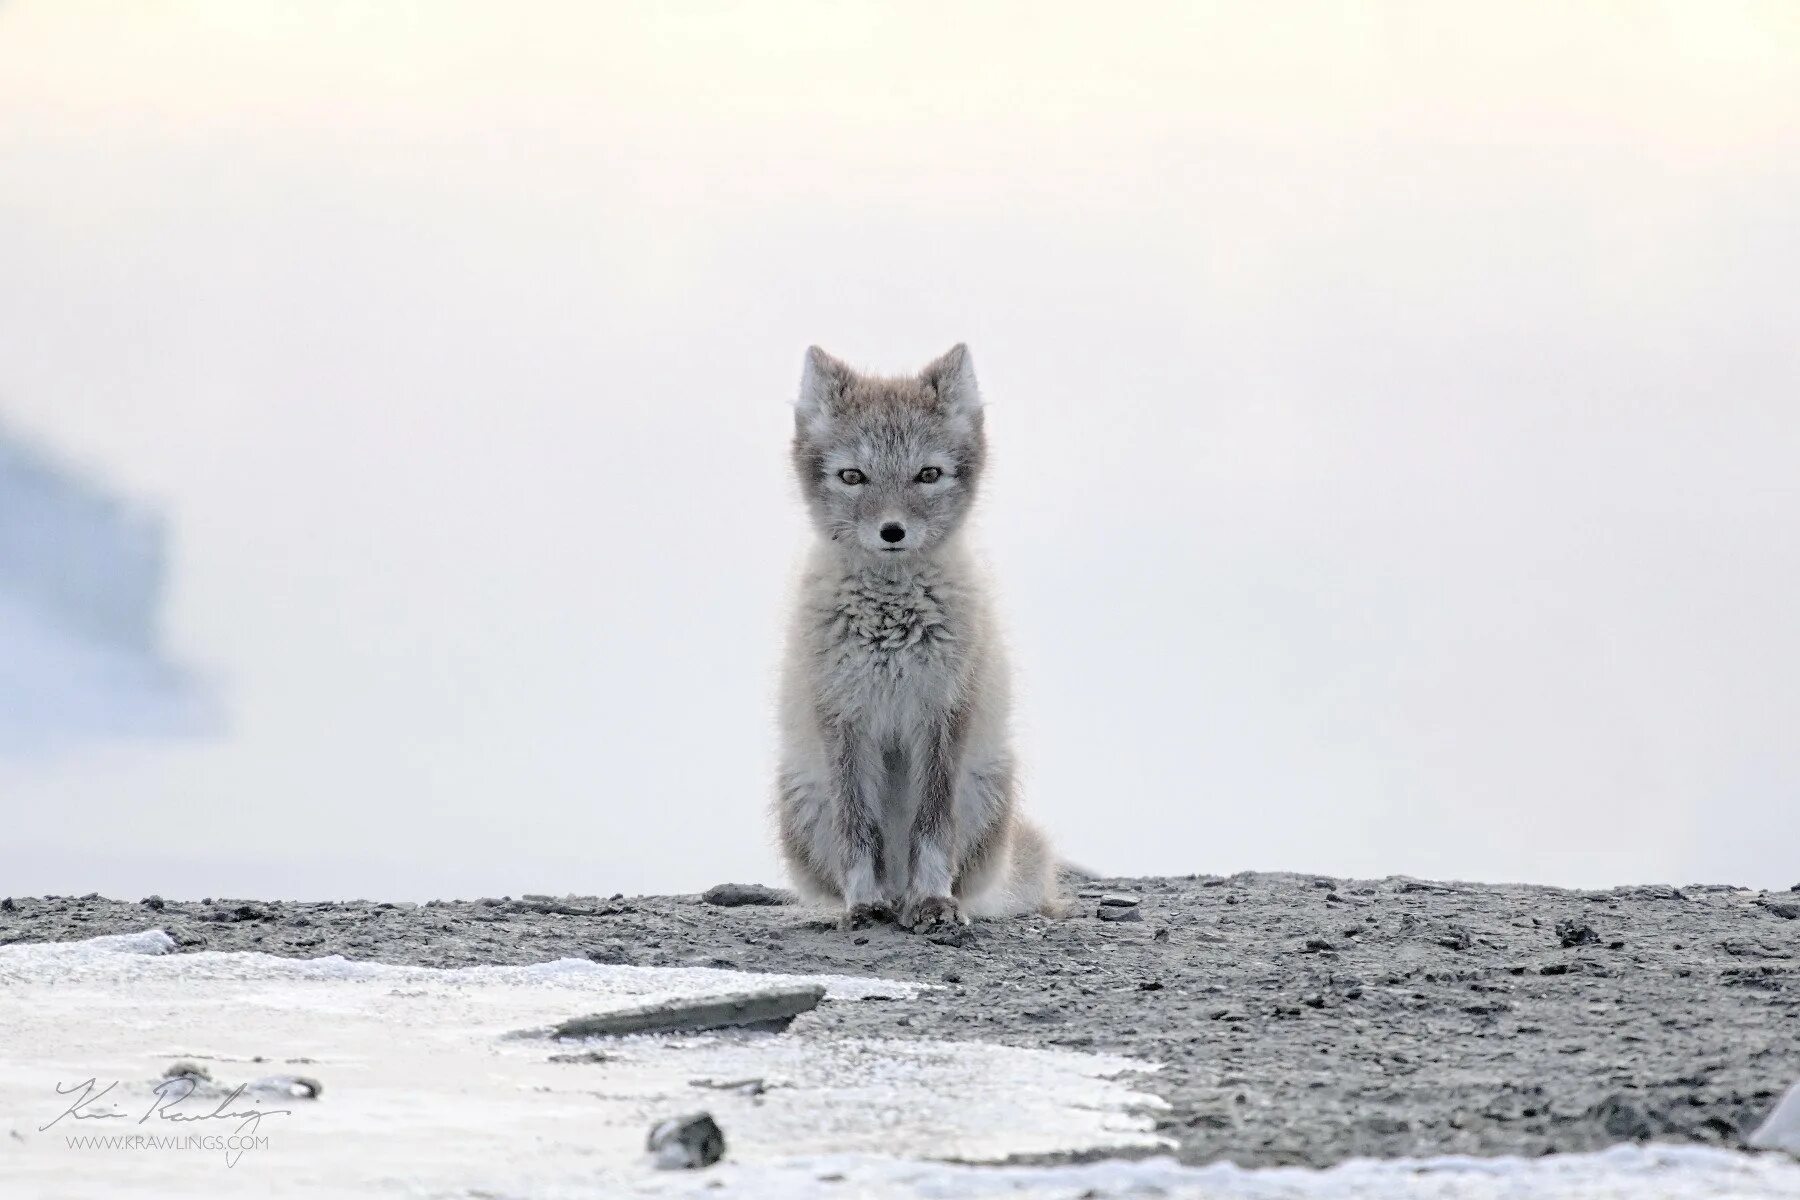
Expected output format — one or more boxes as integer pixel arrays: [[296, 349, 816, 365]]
[[2, 2, 1797, 898]]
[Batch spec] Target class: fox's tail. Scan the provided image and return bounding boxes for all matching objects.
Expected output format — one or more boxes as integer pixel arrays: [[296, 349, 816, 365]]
[[964, 816, 1066, 918]]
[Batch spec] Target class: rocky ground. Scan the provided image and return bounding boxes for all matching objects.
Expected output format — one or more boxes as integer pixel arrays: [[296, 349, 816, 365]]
[[4, 872, 1797, 1168]]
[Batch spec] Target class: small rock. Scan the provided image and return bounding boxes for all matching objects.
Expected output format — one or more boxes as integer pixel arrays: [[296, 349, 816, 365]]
[[1555, 919, 1600, 948], [530, 985, 825, 1039], [1138, 980, 1164, 991], [162, 1061, 212, 1083], [1589, 1094, 1659, 1142], [647, 1112, 725, 1170], [1097, 906, 1143, 923], [1758, 900, 1800, 920], [1611, 884, 1686, 901], [506, 898, 627, 917], [1153, 927, 1170, 943], [1364, 1115, 1411, 1135], [0, 897, 14, 912], [689, 1077, 767, 1097], [205, 904, 269, 924], [250, 1074, 322, 1099], [701, 883, 792, 907], [1098, 893, 1140, 908], [1749, 1081, 1800, 1156], [140, 895, 165, 910], [547, 1049, 611, 1064], [1302, 937, 1335, 953]]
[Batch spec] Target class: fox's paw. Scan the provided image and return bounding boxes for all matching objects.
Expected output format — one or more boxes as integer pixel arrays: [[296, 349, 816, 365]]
[[901, 895, 967, 933], [840, 902, 894, 932]]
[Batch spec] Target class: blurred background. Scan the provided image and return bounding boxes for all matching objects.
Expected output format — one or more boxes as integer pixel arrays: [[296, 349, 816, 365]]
[[2, 2, 1796, 899]]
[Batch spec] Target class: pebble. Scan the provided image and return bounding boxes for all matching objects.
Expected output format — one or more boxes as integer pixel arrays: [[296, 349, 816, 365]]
[[647, 1112, 725, 1169], [250, 1074, 323, 1099], [530, 984, 825, 1039], [547, 1049, 611, 1064], [689, 1077, 766, 1097], [162, 1061, 212, 1083], [701, 883, 792, 907], [1555, 919, 1599, 948]]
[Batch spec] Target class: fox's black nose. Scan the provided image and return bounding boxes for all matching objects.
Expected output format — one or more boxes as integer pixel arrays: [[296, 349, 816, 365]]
[[880, 523, 906, 543]]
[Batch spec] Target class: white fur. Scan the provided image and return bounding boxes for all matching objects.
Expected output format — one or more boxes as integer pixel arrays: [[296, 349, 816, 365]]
[[773, 346, 1056, 929]]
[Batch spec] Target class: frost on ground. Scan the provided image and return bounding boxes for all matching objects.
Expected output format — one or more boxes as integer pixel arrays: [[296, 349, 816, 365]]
[[0, 931, 1162, 1197], [2, 932, 1796, 1199], [625, 1146, 1800, 1199]]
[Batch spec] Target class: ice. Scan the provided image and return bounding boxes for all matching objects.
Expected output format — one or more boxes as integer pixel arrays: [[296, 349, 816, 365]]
[[4, 932, 1795, 1197], [1749, 1081, 1800, 1156], [0, 931, 1162, 1196], [601, 1145, 1800, 1198]]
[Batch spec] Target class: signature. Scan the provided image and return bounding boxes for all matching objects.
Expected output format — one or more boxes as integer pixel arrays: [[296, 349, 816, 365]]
[[41, 1076, 292, 1150]]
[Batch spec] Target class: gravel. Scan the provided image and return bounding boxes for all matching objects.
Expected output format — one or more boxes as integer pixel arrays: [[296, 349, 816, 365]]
[[4, 871, 1797, 1168]]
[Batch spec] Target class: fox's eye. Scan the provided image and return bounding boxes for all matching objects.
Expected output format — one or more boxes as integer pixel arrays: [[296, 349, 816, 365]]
[[916, 467, 942, 484], [836, 469, 866, 485]]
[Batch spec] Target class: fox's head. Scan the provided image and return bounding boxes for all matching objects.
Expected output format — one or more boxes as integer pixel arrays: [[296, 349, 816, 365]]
[[791, 345, 986, 561]]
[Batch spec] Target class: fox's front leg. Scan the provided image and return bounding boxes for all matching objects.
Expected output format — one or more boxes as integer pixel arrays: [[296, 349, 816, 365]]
[[900, 712, 970, 932], [825, 720, 890, 930]]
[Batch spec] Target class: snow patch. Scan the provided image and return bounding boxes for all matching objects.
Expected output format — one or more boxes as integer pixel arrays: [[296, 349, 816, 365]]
[[605, 1144, 1800, 1198], [5, 931, 1793, 1198], [0, 931, 1162, 1197]]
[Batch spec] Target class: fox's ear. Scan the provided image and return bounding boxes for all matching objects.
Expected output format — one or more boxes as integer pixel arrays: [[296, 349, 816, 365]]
[[797, 345, 849, 438], [920, 343, 980, 424]]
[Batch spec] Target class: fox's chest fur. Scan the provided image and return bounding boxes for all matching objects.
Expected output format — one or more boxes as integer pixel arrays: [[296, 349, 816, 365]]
[[806, 562, 969, 737]]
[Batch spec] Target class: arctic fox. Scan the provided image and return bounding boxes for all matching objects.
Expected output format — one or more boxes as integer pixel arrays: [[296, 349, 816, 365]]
[[774, 344, 1057, 931]]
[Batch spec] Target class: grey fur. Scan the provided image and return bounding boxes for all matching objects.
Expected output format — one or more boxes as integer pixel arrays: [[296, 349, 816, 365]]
[[774, 344, 1058, 930]]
